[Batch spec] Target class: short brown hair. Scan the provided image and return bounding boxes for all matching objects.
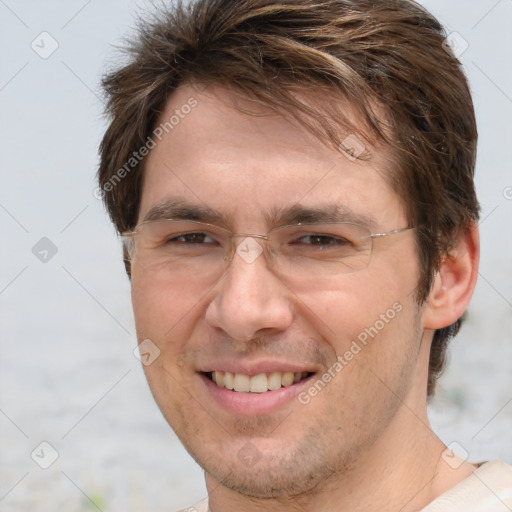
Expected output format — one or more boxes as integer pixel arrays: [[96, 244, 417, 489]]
[[98, 0, 479, 397]]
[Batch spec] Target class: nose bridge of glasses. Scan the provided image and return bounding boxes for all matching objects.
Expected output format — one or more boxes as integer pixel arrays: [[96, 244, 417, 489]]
[[231, 232, 268, 240], [231, 231, 267, 243], [226, 232, 270, 265]]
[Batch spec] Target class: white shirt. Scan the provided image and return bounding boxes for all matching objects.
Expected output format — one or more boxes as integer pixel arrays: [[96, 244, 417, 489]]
[[177, 459, 512, 512], [421, 460, 512, 511]]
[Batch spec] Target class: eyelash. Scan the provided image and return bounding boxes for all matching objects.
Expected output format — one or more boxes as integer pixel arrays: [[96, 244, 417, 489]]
[[168, 232, 349, 247], [168, 233, 216, 244]]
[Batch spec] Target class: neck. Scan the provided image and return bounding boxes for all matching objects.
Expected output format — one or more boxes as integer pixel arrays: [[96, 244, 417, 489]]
[[205, 399, 475, 512]]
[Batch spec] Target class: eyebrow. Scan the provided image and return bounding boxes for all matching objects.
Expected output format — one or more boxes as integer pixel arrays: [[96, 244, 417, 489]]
[[143, 199, 228, 225], [264, 204, 378, 229], [142, 198, 378, 230]]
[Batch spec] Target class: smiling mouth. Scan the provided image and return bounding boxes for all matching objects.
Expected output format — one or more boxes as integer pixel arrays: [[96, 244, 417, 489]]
[[205, 371, 313, 393]]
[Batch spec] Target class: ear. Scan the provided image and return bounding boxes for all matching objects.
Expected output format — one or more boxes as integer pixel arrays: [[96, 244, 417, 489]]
[[423, 222, 480, 330]]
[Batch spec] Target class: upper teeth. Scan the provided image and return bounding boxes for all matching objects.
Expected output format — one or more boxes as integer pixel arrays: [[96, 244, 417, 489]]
[[211, 371, 308, 393]]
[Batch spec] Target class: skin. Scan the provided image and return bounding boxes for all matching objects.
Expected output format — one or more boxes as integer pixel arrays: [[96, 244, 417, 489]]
[[130, 84, 480, 511]]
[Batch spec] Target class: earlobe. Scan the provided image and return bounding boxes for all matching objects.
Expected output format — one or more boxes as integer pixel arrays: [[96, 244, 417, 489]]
[[423, 222, 480, 330]]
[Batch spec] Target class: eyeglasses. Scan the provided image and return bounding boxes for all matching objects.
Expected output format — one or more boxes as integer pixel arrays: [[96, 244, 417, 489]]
[[122, 220, 413, 285]]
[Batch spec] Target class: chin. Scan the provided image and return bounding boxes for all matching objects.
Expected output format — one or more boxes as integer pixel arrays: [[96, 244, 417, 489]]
[[206, 458, 333, 498], [195, 432, 359, 499]]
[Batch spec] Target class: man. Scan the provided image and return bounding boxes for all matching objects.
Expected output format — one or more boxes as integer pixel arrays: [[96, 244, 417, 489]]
[[97, 0, 512, 510]]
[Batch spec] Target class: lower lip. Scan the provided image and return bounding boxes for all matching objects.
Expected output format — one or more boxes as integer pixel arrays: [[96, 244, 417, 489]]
[[199, 373, 314, 415]]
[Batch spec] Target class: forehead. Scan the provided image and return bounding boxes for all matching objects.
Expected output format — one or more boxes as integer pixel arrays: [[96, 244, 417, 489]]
[[139, 84, 404, 228]]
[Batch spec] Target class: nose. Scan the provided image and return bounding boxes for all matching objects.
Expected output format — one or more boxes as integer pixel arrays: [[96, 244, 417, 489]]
[[204, 236, 294, 342]]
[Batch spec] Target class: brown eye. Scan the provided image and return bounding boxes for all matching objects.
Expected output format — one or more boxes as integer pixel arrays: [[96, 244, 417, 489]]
[[293, 235, 350, 247], [169, 233, 214, 244]]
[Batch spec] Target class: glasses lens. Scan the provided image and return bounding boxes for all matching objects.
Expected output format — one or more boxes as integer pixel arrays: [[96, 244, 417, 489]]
[[269, 223, 372, 277], [126, 221, 373, 286], [130, 220, 229, 277]]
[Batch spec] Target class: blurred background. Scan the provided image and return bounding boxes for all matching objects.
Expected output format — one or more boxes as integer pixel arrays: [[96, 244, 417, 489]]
[[0, 0, 511, 510]]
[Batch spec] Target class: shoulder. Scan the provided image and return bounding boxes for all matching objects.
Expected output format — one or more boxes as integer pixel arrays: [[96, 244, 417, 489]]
[[421, 460, 512, 512], [174, 498, 209, 512]]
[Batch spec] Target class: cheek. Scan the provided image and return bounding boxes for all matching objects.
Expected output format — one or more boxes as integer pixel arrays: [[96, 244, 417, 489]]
[[293, 275, 408, 346], [131, 273, 197, 424], [131, 270, 203, 341], [131, 279, 184, 375], [131, 275, 166, 340], [291, 246, 420, 389]]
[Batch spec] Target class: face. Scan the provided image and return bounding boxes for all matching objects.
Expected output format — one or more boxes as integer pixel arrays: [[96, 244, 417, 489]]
[[131, 84, 427, 497]]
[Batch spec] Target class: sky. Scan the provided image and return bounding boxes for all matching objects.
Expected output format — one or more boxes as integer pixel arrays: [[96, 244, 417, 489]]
[[1, 1, 511, 511]]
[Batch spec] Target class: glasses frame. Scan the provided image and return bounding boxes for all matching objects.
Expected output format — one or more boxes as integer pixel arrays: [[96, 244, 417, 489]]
[[121, 219, 414, 274]]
